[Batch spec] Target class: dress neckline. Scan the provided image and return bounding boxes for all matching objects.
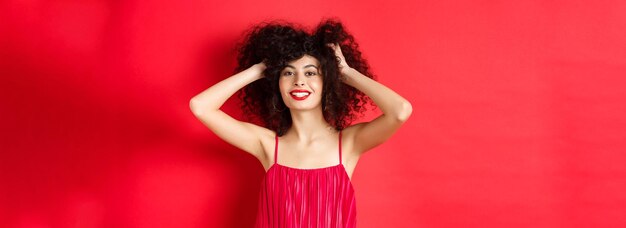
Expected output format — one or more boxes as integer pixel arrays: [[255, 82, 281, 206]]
[[266, 163, 353, 182], [273, 163, 343, 171]]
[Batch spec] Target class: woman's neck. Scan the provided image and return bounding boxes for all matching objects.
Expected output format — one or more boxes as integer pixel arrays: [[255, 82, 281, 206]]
[[287, 108, 336, 143]]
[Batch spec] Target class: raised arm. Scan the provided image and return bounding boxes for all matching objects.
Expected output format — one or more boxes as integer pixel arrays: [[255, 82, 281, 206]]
[[328, 43, 413, 155], [189, 62, 274, 160]]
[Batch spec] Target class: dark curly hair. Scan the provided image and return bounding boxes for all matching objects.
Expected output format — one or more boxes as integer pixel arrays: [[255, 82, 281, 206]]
[[233, 17, 377, 136]]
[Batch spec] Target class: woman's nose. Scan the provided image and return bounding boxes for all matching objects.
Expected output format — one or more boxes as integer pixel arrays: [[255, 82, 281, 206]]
[[294, 74, 305, 86]]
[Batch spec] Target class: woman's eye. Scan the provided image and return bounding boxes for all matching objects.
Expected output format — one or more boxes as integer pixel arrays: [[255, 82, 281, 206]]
[[283, 72, 293, 76], [306, 72, 316, 76]]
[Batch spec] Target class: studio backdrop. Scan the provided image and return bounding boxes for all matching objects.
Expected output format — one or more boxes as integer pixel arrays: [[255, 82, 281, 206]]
[[1, 0, 625, 227]]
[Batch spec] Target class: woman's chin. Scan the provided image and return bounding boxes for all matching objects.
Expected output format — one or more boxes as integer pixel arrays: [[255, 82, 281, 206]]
[[286, 104, 323, 112]]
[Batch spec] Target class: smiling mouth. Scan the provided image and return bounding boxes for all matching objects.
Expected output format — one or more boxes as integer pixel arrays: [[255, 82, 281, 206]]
[[290, 92, 310, 100]]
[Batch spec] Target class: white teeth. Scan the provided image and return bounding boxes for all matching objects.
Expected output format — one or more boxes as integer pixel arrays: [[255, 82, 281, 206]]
[[291, 92, 310, 97]]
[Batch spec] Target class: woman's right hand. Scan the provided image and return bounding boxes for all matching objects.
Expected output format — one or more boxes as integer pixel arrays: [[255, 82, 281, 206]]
[[251, 61, 267, 79]]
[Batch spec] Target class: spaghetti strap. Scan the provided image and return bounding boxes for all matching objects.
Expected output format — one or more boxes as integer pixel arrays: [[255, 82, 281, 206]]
[[274, 134, 278, 165], [339, 130, 342, 165]]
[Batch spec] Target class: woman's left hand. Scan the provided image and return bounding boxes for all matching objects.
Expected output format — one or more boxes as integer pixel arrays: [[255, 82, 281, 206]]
[[327, 43, 351, 75]]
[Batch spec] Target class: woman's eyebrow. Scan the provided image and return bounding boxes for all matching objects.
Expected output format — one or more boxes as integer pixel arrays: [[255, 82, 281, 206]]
[[286, 64, 319, 69]]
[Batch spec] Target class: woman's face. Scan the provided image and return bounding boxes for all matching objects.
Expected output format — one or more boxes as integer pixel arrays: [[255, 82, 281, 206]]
[[278, 55, 324, 111]]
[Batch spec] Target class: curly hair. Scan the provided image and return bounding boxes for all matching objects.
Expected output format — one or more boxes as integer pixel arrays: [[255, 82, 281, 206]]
[[233, 17, 377, 136]]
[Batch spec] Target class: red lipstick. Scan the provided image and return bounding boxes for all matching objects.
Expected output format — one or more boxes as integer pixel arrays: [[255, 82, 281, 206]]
[[289, 90, 311, 101]]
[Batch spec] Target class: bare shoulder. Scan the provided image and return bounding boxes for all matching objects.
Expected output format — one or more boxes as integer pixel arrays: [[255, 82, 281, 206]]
[[337, 123, 371, 179], [340, 123, 367, 164], [257, 127, 278, 171]]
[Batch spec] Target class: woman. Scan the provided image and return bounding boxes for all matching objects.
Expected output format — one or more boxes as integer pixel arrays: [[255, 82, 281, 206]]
[[190, 18, 412, 228]]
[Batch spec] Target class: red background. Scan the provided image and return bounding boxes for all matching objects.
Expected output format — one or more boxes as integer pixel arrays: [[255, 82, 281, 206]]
[[2, 0, 626, 227]]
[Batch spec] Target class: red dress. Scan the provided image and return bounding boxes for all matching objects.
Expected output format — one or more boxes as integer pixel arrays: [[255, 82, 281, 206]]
[[254, 130, 357, 228]]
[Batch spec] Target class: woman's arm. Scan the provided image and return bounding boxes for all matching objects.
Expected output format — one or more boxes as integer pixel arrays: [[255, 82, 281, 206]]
[[190, 62, 274, 160], [190, 63, 265, 113], [329, 43, 412, 155], [341, 67, 412, 121]]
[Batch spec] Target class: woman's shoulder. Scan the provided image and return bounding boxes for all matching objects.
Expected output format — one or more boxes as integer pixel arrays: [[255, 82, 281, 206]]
[[340, 122, 378, 157], [341, 122, 364, 141], [257, 128, 278, 169]]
